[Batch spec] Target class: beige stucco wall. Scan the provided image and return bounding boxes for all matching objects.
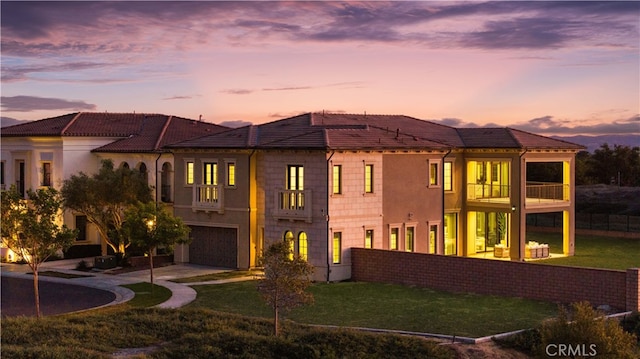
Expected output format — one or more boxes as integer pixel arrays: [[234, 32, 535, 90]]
[[172, 150, 255, 269], [382, 152, 446, 254], [257, 150, 329, 281]]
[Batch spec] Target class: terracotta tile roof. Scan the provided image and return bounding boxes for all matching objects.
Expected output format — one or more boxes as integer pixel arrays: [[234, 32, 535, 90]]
[[1, 113, 79, 136], [457, 127, 585, 149], [509, 128, 585, 149], [1, 112, 229, 153], [170, 113, 451, 151]]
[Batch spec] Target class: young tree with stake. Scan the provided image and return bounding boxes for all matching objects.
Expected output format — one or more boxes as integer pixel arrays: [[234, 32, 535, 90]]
[[256, 238, 314, 336], [122, 201, 190, 285]]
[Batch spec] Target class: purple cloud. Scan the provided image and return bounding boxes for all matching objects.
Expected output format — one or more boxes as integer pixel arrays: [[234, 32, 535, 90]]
[[1, 96, 96, 112]]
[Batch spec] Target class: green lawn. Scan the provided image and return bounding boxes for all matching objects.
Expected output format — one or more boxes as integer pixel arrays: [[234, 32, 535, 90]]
[[187, 280, 558, 338], [121, 282, 172, 307], [170, 269, 261, 283], [529, 232, 640, 270]]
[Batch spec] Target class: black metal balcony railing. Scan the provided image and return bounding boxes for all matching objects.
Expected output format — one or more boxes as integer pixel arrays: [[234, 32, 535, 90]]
[[274, 189, 312, 222], [525, 182, 569, 203], [193, 184, 223, 212]]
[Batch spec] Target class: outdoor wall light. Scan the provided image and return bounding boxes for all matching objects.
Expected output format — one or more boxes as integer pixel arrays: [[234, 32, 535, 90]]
[[511, 205, 516, 212]]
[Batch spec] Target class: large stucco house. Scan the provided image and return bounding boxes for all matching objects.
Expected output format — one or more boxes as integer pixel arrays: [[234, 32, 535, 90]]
[[168, 113, 584, 281], [1, 112, 228, 258]]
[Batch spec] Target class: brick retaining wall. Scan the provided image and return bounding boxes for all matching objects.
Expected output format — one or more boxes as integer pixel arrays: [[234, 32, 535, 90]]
[[351, 248, 639, 312]]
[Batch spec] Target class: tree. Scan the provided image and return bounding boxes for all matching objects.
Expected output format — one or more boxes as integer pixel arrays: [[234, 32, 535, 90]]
[[122, 201, 191, 285], [61, 159, 152, 257], [587, 144, 640, 186], [1, 186, 77, 317], [256, 238, 314, 336]]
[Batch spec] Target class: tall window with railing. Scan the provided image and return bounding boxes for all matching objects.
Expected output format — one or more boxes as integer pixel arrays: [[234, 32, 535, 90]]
[[284, 165, 304, 210]]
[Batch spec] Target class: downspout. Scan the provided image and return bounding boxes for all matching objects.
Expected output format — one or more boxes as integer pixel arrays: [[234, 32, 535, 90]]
[[155, 152, 162, 207], [326, 150, 335, 282]]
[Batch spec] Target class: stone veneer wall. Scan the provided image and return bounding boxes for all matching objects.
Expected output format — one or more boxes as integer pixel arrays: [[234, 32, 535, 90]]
[[352, 248, 639, 311]]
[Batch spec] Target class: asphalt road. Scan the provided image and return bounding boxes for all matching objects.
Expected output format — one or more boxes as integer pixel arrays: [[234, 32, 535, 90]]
[[1, 276, 116, 317]]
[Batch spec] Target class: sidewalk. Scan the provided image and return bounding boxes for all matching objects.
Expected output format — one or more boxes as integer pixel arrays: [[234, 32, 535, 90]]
[[1, 258, 256, 311]]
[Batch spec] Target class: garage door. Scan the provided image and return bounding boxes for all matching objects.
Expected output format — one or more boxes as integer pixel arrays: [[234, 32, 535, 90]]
[[189, 226, 237, 268]]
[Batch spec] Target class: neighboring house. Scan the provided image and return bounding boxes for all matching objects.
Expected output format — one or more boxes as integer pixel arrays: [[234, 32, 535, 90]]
[[169, 113, 584, 281], [1, 112, 228, 259]]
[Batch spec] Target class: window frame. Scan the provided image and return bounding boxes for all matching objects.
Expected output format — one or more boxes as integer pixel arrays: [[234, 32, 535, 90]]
[[332, 231, 342, 264], [405, 224, 416, 252], [41, 161, 52, 187], [185, 159, 195, 186], [364, 163, 374, 194], [225, 160, 236, 187], [203, 161, 218, 185], [364, 228, 374, 249], [287, 165, 304, 191], [298, 232, 308, 261], [444, 161, 453, 191], [428, 160, 441, 188], [428, 223, 440, 254], [389, 226, 400, 250], [332, 164, 342, 195]]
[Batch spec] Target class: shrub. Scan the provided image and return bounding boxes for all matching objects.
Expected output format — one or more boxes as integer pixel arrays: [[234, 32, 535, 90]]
[[620, 312, 640, 342], [494, 328, 541, 356], [537, 302, 638, 358], [75, 260, 91, 271]]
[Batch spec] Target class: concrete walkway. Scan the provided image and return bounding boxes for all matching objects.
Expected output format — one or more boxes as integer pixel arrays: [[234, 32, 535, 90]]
[[0, 258, 256, 312]]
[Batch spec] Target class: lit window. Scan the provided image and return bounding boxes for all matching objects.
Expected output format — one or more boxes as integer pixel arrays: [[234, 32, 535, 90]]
[[204, 162, 217, 185], [227, 162, 236, 186], [444, 162, 452, 191], [333, 232, 342, 264], [298, 232, 308, 260], [390, 227, 398, 250], [365, 229, 373, 249], [332, 165, 342, 194], [186, 161, 194, 185], [429, 162, 438, 186], [429, 225, 437, 254], [444, 213, 457, 255], [284, 231, 294, 260], [364, 164, 373, 193], [405, 226, 415, 252], [42, 162, 52, 187], [287, 165, 304, 190]]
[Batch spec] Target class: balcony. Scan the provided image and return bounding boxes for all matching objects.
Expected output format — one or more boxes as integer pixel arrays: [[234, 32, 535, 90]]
[[273, 189, 312, 222], [526, 182, 569, 205], [192, 184, 223, 213], [467, 183, 510, 203]]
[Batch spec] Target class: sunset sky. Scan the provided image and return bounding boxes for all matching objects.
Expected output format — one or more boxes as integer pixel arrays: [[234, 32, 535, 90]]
[[1, 1, 638, 135]]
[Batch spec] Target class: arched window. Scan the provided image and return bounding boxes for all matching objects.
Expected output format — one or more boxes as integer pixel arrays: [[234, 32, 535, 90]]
[[121, 162, 130, 169], [138, 162, 148, 182], [298, 232, 308, 261], [284, 231, 294, 260]]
